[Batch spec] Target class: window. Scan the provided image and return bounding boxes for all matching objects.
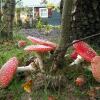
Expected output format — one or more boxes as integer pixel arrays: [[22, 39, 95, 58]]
[[39, 8, 48, 18]]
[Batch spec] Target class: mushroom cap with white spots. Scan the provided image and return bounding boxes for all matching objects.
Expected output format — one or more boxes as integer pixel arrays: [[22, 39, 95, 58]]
[[24, 45, 54, 53], [73, 40, 97, 62], [27, 36, 57, 49], [0, 57, 18, 88]]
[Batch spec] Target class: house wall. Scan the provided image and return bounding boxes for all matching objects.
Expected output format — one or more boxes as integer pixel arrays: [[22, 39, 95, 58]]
[[34, 7, 52, 18], [42, 10, 61, 26]]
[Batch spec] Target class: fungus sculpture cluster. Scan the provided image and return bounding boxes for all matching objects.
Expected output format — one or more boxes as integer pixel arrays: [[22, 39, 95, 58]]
[[0, 37, 100, 88], [0, 36, 57, 88], [70, 40, 100, 83]]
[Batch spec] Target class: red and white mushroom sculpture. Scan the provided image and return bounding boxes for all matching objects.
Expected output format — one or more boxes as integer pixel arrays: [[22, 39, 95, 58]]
[[18, 40, 27, 48], [0, 43, 55, 88], [27, 36, 57, 49], [70, 40, 97, 66], [24, 45, 54, 53], [18, 36, 58, 72], [0, 57, 18, 88], [91, 56, 100, 82], [0, 56, 43, 88], [75, 75, 86, 86], [24, 45, 55, 72], [0, 56, 41, 88]]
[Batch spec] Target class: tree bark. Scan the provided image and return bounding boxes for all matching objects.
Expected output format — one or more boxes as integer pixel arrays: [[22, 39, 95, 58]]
[[71, 0, 100, 46], [0, 0, 15, 41], [16, 8, 22, 26], [60, 0, 63, 14], [52, 0, 74, 69]]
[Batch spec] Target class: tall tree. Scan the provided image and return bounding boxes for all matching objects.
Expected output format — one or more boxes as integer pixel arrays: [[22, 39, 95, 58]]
[[52, 0, 74, 69], [0, 0, 15, 41]]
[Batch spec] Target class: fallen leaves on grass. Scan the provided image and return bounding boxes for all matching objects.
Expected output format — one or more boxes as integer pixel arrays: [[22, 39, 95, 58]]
[[22, 80, 32, 93]]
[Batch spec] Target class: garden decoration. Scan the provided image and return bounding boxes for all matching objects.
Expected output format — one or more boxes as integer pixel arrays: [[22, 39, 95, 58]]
[[70, 40, 97, 66], [27, 36, 57, 49], [0, 57, 18, 88], [0, 38, 56, 88], [17, 62, 37, 72], [91, 56, 100, 82], [0, 57, 40, 88], [24, 45, 55, 72], [18, 40, 27, 48], [75, 75, 86, 86]]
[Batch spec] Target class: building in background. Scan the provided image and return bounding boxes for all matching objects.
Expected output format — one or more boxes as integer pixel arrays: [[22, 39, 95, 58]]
[[33, 4, 53, 18], [15, 0, 61, 26]]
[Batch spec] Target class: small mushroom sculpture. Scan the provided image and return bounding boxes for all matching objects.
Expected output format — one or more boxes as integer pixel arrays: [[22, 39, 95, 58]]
[[18, 40, 27, 48], [24, 45, 55, 72], [91, 56, 100, 82], [0, 57, 18, 88], [70, 40, 97, 66], [75, 75, 86, 86], [27, 36, 57, 49]]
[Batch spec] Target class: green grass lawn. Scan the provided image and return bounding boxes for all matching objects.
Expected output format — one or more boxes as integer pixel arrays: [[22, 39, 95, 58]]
[[0, 34, 31, 100]]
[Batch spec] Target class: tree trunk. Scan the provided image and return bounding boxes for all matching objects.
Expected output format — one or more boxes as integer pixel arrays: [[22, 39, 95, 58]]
[[0, 0, 3, 25], [16, 8, 22, 26], [60, 0, 63, 14], [52, 0, 74, 69], [0, 0, 15, 41]]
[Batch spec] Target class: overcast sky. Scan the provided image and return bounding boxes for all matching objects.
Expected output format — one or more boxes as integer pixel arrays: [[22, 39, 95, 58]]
[[20, 0, 61, 6]]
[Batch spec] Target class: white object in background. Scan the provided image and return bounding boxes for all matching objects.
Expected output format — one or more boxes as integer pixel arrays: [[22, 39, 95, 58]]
[[39, 8, 48, 18]]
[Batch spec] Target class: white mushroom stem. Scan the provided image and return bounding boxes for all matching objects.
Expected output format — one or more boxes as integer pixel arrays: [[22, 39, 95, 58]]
[[17, 53, 45, 72], [17, 63, 36, 72], [35, 53, 44, 73], [70, 55, 84, 66]]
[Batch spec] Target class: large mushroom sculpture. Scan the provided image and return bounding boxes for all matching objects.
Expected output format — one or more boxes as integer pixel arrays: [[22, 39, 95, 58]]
[[91, 56, 100, 82], [24, 45, 55, 72], [70, 40, 97, 66], [27, 36, 57, 49], [0, 57, 18, 88], [17, 36, 57, 72], [25, 36, 58, 72], [0, 56, 45, 88], [0, 56, 43, 88]]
